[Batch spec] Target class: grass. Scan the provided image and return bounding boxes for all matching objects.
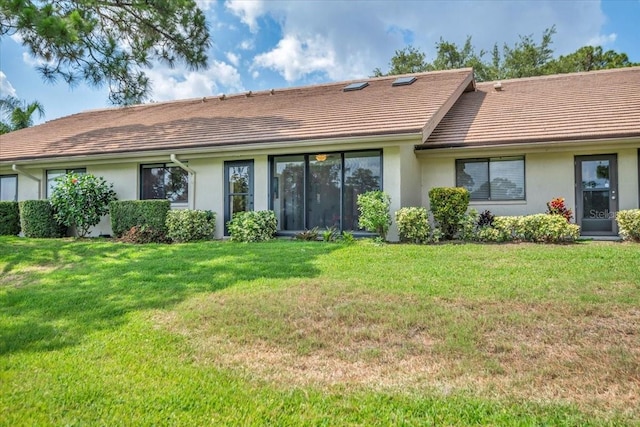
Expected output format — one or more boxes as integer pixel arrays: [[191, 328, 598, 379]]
[[0, 237, 639, 425]]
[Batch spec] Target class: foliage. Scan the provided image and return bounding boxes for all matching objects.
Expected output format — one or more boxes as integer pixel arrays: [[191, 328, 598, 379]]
[[165, 209, 215, 243], [340, 230, 355, 244], [374, 26, 638, 81], [546, 197, 573, 222], [0, 96, 45, 133], [49, 173, 117, 237], [616, 209, 640, 242], [0, 201, 20, 235], [458, 209, 479, 241], [477, 210, 495, 228], [227, 210, 277, 242], [295, 227, 320, 241], [119, 225, 170, 244], [1, 0, 210, 105], [395, 207, 431, 244], [109, 200, 170, 238], [357, 190, 391, 241], [18, 200, 66, 238], [428, 187, 470, 240], [480, 215, 579, 243], [322, 227, 338, 242]]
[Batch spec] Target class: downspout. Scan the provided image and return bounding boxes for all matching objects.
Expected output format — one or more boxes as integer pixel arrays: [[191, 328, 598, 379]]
[[170, 154, 196, 209], [12, 164, 42, 199]]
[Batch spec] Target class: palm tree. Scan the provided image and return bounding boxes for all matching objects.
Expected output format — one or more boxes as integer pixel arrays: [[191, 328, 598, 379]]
[[0, 96, 45, 134]]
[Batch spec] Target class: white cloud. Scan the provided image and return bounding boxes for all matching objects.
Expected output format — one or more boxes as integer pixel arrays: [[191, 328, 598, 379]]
[[253, 35, 336, 82], [225, 0, 265, 33], [226, 51, 240, 67], [22, 51, 48, 67], [239, 39, 255, 51], [146, 60, 244, 101], [586, 33, 617, 47], [0, 72, 17, 97]]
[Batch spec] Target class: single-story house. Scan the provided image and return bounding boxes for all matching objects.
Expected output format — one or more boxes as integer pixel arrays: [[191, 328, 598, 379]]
[[1, 67, 639, 240]]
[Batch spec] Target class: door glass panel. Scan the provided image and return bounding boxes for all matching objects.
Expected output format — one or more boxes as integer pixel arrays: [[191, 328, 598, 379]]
[[228, 166, 250, 194], [273, 156, 305, 231], [578, 158, 614, 233], [582, 160, 610, 189], [344, 152, 381, 230], [225, 161, 253, 231], [229, 195, 248, 220], [308, 153, 341, 229]]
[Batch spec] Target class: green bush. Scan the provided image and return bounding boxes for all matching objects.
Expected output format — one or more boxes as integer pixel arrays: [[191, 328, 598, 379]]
[[357, 190, 391, 241], [119, 225, 170, 244], [109, 200, 170, 238], [227, 210, 277, 242], [428, 187, 470, 240], [19, 200, 66, 238], [616, 209, 640, 242], [480, 215, 579, 243], [458, 209, 479, 241], [50, 173, 117, 237], [0, 201, 20, 236], [166, 209, 215, 243], [395, 207, 431, 244]]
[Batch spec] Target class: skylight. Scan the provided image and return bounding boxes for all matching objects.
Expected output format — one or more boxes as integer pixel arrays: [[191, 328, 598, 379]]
[[392, 76, 417, 86], [343, 82, 369, 92]]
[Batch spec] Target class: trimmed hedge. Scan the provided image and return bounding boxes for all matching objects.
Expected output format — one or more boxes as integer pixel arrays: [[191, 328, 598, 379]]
[[616, 209, 640, 242], [395, 207, 431, 244], [0, 201, 21, 236], [109, 200, 171, 238], [227, 210, 277, 242], [166, 210, 216, 243], [428, 187, 470, 240], [19, 200, 66, 238], [478, 214, 580, 243]]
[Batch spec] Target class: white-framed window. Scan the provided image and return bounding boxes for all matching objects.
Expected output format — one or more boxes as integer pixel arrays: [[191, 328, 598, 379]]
[[140, 164, 188, 204], [456, 157, 525, 201], [46, 168, 86, 198], [0, 175, 18, 201]]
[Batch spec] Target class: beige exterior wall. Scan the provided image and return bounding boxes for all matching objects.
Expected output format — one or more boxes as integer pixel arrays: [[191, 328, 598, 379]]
[[419, 142, 640, 228]]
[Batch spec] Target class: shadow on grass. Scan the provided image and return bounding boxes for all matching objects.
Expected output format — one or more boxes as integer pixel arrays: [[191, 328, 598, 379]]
[[0, 238, 338, 355]]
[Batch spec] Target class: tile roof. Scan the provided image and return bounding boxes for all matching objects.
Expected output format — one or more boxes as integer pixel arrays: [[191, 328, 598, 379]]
[[0, 69, 474, 163], [421, 67, 640, 149]]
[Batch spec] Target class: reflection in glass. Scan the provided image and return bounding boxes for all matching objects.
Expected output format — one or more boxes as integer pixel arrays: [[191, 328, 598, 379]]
[[0, 175, 17, 201], [308, 153, 341, 229], [273, 156, 304, 230], [141, 165, 188, 203], [582, 160, 610, 189], [344, 152, 381, 230]]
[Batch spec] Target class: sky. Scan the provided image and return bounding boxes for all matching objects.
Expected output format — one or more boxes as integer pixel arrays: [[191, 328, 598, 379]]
[[1, 0, 639, 125]]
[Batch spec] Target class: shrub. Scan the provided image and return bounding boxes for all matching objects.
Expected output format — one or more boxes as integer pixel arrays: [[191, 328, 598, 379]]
[[340, 231, 355, 244], [0, 201, 20, 235], [110, 200, 170, 238], [428, 187, 470, 239], [395, 207, 431, 244], [227, 210, 277, 242], [166, 210, 216, 243], [458, 209, 479, 241], [50, 173, 117, 237], [119, 225, 170, 244], [546, 197, 573, 222], [295, 227, 320, 241], [19, 200, 66, 238], [516, 214, 580, 242], [357, 190, 391, 241], [477, 210, 495, 228], [322, 227, 338, 242], [616, 209, 640, 242]]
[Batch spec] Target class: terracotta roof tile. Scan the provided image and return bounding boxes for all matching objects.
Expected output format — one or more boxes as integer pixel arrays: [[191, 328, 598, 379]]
[[0, 69, 473, 163], [421, 67, 640, 149]]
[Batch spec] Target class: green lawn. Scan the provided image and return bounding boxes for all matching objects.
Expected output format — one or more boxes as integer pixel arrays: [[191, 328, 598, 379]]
[[1, 237, 639, 426]]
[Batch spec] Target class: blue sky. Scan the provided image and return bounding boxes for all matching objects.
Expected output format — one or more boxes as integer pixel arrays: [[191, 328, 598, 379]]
[[1, 0, 639, 125]]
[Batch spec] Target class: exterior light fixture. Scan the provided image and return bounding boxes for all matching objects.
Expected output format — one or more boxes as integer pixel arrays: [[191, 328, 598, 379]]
[[315, 154, 327, 162]]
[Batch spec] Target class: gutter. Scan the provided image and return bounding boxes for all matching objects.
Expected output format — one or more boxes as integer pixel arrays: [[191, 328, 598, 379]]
[[12, 164, 42, 199], [170, 154, 196, 210]]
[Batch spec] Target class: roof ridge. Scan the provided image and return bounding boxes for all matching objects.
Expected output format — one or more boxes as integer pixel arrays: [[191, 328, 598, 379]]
[[477, 66, 640, 86]]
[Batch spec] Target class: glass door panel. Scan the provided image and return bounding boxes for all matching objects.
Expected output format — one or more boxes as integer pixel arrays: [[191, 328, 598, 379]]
[[576, 156, 617, 234], [224, 161, 254, 234], [273, 156, 305, 231], [308, 154, 341, 229]]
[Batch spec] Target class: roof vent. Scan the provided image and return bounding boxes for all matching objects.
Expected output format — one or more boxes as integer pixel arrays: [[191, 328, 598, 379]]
[[343, 82, 369, 92], [493, 82, 503, 91], [392, 76, 417, 86]]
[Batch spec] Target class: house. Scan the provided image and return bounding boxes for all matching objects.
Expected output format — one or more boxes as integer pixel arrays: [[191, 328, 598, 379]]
[[1, 67, 639, 239]]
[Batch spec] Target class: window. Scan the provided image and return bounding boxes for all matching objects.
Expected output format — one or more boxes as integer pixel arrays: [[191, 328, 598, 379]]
[[140, 164, 188, 203], [271, 150, 382, 232], [0, 175, 18, 201], [456, 157, 525, 201], [47, 168, 86, 198]]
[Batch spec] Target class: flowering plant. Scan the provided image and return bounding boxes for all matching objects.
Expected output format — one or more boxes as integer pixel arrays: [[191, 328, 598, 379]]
[[546, 197, 573, 223]]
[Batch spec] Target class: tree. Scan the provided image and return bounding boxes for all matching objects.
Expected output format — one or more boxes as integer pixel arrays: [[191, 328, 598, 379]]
[[50, 173, 117, 237], [501, 26, 556, 78], [1, 1, 210, 105], [546, 46, 637, 74], [0, 95, 45, 134], [373, 45, 429, 77]]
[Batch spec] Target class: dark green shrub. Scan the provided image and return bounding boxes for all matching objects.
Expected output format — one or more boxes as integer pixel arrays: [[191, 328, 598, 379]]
[[357, 190, 391, 241], [477, 210, 495, 228], [119, 225, 170, 244], [616, 209, 640, 242], [109, 200, 170, 238], [0, 201, 20, 236], [227, 210, 277, 242], [428, 187, 470, 239], [166, 209, 216, 242], [295, 227, 320, 241], [19, 200, 66, 238], [395, 207, 431, 244]]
